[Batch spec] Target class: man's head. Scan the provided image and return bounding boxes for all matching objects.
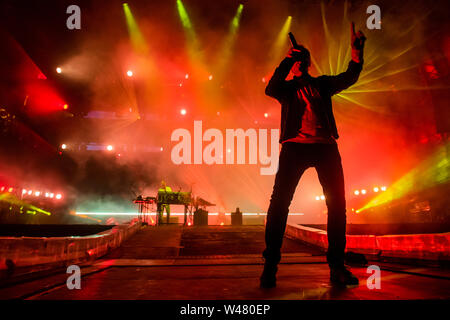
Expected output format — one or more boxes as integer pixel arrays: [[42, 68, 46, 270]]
[[290, 46, 311, 77]]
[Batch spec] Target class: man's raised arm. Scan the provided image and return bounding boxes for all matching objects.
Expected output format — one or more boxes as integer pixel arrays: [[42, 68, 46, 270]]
[[322, 22, 367, 96]]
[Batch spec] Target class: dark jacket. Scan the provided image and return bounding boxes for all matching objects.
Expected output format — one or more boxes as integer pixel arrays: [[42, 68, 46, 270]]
[[265, 57, 363, 143]]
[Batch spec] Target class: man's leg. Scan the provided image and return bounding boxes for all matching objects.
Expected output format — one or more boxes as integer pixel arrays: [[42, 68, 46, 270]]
[[157, 204, 162, 226], [315, 143, 358, 285], [166, 205, 171, 224], [261, 143, 307, 287]]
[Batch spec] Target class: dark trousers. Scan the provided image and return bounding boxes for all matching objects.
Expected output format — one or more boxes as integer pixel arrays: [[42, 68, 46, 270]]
[[263, 142, 347, 268]]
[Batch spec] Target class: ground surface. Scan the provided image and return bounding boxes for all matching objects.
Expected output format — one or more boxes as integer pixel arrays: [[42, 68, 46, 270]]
[[1, 225, 450, 300]]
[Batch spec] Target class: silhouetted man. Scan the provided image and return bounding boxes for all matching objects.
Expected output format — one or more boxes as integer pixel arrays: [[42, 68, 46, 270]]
[[261, 23, 366, 288], [157, 180, 172, 224]]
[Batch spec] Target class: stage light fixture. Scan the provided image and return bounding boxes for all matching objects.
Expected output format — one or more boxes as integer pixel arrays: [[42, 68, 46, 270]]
[[28, 190, 33, 195], [381, 186, 387, 191], [56, 194, 62, 200], [61, 144, 67, 150], [35, 191, 40, 197], [56, 67, 62, 73], [0, 187, 4, 192], [354, 190, 360, 195], [361, 189, 367, 194], [185, 73, 189, 79], [50, 193, 54, 198], [160, 147, 164, 151], [45, 192, 49, 197], [373, 187, 379, 192], [208, 75, 213, 81], [8, 187, 13, 193], [264, 113, 269, 118], [320, 195, 325, 200], [315, 196, 320, 201], [63, 104, 69, 110], [127, 70, 133, 77], [107, 145, 114, 151], [180, 109, 187, 115]]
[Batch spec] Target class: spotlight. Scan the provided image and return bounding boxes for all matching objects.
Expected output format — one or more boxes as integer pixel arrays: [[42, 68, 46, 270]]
[[35, 191, 40, 197], [0, 187, 4, 192], [160, 147, 164, 151], [56, 194, 62, 200], [262, 77, 266, 83], [45, 192, 49, 197], [381, 186, 387, 191], [354, 190, 360, 195], [320, 195, 325, 200], [49, 193, 54, 198], [220, 222, 224, 226], [179, 83, 183, 87], [56, 67, 62, 73], [126, 70, 133, 77], [180, 109, 187, 115], [28, 190, 33, 195], [264, 113, 269, 118], [63, 104, 69, 110], [315, 196, 320, 201], [8, 187, 13, 193], [106, 145, 113, 151], [208, 74, 213, 81], [361, 189, 367, 194], [185, 73, 189, 79], [22, 189, 27, 195], [61, 144, 67, 150], [373, 187, 379, 192]]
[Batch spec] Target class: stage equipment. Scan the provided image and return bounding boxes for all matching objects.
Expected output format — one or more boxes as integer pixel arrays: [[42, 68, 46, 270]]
[[134, 190, 216, 226]]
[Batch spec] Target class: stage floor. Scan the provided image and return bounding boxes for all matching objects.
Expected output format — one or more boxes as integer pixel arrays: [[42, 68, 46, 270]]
[[2, 225, 450, 300]]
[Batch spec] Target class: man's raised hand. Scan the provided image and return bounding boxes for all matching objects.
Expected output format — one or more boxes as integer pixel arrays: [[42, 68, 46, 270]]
[[351, 22, 366, 63]]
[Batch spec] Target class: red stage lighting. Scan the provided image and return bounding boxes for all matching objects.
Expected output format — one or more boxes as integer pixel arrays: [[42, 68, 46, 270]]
[[63, 104, 69, 110]]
